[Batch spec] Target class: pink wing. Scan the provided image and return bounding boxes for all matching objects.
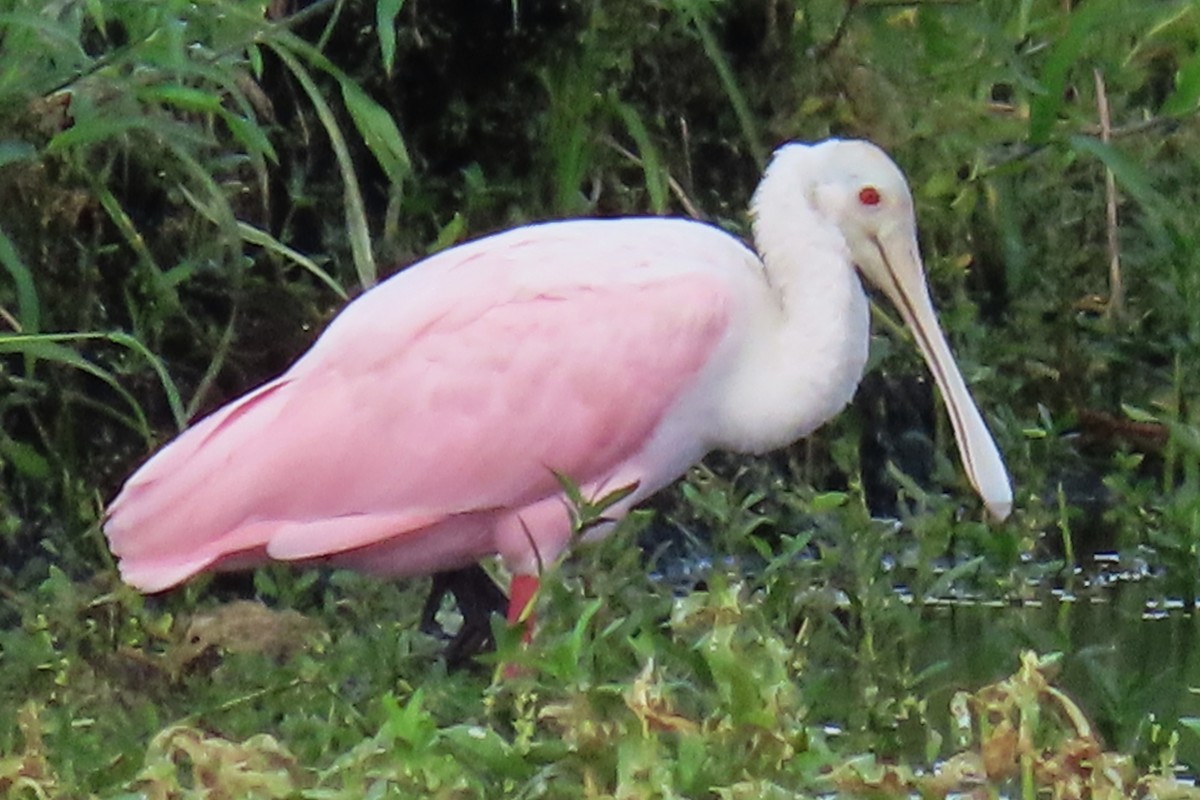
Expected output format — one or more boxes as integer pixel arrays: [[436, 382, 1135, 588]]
[[105, 222, 738, 591]]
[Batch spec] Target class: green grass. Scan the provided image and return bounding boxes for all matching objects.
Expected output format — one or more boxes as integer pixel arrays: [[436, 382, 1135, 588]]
[[5, 519, 1200, 797]]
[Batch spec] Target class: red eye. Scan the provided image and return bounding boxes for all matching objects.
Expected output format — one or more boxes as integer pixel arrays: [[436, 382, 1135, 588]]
[[858, 186, 882, 206]]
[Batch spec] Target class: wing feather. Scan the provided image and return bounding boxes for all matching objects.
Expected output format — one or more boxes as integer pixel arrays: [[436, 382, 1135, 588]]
[[104, 220, 746, 589]]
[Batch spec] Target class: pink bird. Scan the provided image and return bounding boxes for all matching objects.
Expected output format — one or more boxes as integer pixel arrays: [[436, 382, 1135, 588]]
[[104, 139, 1012, 632]]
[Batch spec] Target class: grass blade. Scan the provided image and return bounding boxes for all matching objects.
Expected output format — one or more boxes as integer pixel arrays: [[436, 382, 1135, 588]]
[[0, 334, 150, 440], [376, 0, 405, 74], [673, 0, 766, 167], [1068, 134, 1180, 237], [0, 331, 185, 432], [340, 78, 410, 186], [0, 224, 39, 334], [267, 39, 377, 289], [1028, 1, 1110, 144], [614, 102, 667, 214], [237, 221, 348, 300]]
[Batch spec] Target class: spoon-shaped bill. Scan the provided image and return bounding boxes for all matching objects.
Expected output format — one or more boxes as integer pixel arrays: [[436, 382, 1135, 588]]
[[870, 229, 1013, 520]]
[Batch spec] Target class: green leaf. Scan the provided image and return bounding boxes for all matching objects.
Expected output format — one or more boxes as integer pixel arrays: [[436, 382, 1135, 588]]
[[614, 102, 667, 214], [46, 116, 146, 153], [924, 556, 985, 601], [811, 491, 849, 512], [429, 212, 466, 253], [0, 331, 184, 431], [440, 724, 516, 777], [268, 40, 377, 288], [223, 112, 278, 164], [340, 78, 411, 186], [0, 335, 151, 440], [381, 689, 437, 750], [558, 598, 603, 676], [1121, 404, 1158, 424], [91, 176, 166, 280], [1162, 49, 1200, 115], [552, 469, 587, 509], [593, 480, 641, 513], [0, 433, 51, 479], [0, 224, 39, 334], [104, 331, 187, 429], [1028, 1, 1111, 144], [1122, 404, 1200, 460], [376, 0, 405, 74], [136, 84, 225, 114], [247, 41, 264, 78], [238, 221, 348, 299], [673, 0, 766, 167], [1179, 717, 1200, 738], [83, 0, 107, 36], [1068, 135, 1179, 233]]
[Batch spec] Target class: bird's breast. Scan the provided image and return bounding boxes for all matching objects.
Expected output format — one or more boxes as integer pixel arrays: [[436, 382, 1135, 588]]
[[704, 267, 871, 455]]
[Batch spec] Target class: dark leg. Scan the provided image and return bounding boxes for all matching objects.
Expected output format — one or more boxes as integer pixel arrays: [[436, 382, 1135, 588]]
[[419, 565, 508, 668]]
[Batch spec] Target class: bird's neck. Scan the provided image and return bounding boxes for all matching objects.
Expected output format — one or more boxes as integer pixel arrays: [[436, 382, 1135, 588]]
[[712, 190, 871, 454]]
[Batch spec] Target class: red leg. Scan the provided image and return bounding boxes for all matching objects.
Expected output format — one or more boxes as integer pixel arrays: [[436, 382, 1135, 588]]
[[502, 574, 539, 679], [507, 573, 539, 642]]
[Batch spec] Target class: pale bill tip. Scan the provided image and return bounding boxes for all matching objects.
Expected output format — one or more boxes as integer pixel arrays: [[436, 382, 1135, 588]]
[[986, 499, 1012, 522], [982, 481, 1013, 522]]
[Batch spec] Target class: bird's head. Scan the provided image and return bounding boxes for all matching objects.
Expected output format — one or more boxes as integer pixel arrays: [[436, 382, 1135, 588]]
[[755, 139, 923, 301], [752, 138, 1012, 521]]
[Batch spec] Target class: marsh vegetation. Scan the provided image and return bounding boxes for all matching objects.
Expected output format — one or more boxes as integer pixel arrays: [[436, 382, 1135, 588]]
[[5, 0, 1200, 796]]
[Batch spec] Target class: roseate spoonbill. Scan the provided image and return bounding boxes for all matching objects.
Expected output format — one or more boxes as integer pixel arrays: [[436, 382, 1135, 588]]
[[103, 139, 1012, 632]]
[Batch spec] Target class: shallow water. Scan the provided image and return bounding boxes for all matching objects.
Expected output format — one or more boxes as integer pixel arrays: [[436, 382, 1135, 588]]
[[912, 566, 1200, 771], [645, 529, 1200, 774]]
